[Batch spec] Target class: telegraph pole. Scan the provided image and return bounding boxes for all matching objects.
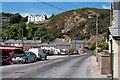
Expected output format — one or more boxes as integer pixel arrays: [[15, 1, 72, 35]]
[[96, 13, 98, 54], [22, 29, 24, 49]]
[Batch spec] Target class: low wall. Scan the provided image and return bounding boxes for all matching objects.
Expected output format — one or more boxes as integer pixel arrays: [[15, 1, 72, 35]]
[[97, 51, 111, 75]]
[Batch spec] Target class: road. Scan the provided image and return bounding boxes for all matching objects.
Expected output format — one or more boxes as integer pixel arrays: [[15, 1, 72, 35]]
[[2, 53, 93, 79]]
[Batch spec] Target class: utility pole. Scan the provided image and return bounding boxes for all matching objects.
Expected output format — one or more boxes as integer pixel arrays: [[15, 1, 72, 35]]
[[22, 29, 24, 49], [110, 2, 113, 80], [96, 13, 98, 54], [75, 39, 76, 50]]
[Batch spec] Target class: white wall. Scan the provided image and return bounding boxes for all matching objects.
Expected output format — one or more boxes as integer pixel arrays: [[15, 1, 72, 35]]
[[109, 35, 119, 78]]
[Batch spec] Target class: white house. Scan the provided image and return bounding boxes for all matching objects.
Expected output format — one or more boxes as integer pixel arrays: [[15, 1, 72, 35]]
[[27, 14, 47, 23], [108, 1, 120, 78]]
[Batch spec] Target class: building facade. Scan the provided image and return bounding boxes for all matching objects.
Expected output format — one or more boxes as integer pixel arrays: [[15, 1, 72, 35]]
[[108, 1, 120, 78], [5, 40, 42, 51], [1, 16, 10, 26], [27, 14, 47, 23]]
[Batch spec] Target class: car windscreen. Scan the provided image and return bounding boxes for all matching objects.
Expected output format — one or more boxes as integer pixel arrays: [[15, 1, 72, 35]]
[[2, 50, 10, 57], [14, 49, 25, 57]]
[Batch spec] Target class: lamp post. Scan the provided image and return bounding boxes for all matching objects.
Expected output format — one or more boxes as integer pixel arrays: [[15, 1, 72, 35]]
[[88, 13, 99, 54], [96, 13, 99, 55], [22, 29, 24, 49]]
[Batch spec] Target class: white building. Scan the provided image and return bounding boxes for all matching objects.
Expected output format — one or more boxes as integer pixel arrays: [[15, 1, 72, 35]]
[[108, 1, 120, 78], [27, 14, 47, 23]]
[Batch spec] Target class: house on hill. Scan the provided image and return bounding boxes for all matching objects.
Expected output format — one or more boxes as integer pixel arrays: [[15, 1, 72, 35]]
[[1, 15, 10, 26], [27, 14, 47, 23]]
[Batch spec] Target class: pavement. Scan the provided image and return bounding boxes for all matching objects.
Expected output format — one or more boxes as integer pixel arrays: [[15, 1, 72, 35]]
[[47, 55, 69, 60], [47, 55, 81, 60], [90, 55, 108, 78]]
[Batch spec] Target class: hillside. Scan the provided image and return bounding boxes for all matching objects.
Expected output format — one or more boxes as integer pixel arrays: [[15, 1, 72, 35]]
[[45, 8, 110, 44], [1, 8, 110, 49]]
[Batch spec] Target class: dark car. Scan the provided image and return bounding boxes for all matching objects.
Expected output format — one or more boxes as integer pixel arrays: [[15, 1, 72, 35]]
[[73, 50, 79, 55]]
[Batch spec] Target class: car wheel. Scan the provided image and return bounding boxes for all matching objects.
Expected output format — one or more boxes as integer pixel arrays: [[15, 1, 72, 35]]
[[24, 58, 28, 63], [9, 59, 13, 65], [34, 57, 37, 62], [39, 55, 42, 61], [45, 56, 47, 60]]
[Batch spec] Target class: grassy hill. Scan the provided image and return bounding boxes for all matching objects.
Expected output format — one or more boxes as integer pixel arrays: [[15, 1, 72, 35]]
[[45, 8, 110, 40], [1, 8, 110, 49]]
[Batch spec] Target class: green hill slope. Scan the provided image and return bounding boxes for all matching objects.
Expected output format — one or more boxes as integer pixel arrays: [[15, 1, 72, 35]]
[[1, 8, 110, 49]]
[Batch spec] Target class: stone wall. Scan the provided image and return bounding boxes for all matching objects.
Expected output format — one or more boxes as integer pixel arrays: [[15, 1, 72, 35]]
[[97, 51, 111, 75]]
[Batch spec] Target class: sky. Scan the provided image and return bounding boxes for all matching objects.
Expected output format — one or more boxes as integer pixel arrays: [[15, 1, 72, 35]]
[[2, 2, 111, 17]]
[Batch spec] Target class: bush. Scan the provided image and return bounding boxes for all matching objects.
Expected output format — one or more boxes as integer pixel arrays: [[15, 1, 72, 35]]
[[93, 42, 108, 56], [97, 42, 108, 50], [90, 42, 96, 50], [69, 48, 74, 52]]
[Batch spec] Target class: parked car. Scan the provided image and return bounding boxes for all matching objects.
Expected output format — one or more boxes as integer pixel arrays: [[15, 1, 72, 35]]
[[29, 48, 47, 60], [43, 50, 54, 55], [12, 51, 37, 64], [67, 51, 73, 55], [25, 51, 37, 62], [60, 49, 68, 55], [1, 50, 12, 65], [0, 47, 23, 64], [73, 50, 79, 55]]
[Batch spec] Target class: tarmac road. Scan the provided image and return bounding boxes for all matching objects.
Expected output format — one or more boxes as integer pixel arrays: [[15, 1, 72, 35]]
[[2, 53, 93, 79]]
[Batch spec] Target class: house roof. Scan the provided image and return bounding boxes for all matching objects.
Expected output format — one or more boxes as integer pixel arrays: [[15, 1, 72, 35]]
[[41, 43, 56, 47], [56, 43, 70, 46], [109, 27, 120, 37], [29, 14, 46, 17], [41, 41, 70, 47], [70, 40, 84, 44], [5, 40, 41, 44], [51, 41, 70, 46]]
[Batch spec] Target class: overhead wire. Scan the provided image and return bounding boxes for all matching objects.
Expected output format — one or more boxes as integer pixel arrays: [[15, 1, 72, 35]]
[[41, 2, 67, 12]]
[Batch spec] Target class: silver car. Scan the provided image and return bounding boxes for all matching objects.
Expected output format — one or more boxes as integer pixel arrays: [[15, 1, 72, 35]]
[[12, 51, 37, 64]]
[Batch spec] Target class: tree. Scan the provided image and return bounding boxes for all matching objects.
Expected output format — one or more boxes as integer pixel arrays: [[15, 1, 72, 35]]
[[10, 13, 22, 23], [79, 21, 85, 29], [50, 13, 55, 19], [34, 26, 47, 40], [21, 16, 28, 22]]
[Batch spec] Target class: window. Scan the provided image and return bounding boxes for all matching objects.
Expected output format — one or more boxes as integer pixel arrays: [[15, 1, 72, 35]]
[[14, 49, 24, 54]]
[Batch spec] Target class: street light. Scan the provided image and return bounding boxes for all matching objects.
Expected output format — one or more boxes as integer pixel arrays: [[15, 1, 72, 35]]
[[88, 13, 99, 54], [96, 13, 99, 55], [22, 29, 24, 49]]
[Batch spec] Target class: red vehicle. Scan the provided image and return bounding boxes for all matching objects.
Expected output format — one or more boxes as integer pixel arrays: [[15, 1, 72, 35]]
[[0, 47, 24, 65]]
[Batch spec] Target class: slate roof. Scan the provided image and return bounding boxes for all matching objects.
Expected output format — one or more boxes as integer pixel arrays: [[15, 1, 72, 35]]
[[109, 27, 120, 37], [70, 40, 84, 44], [29, 14, 46, 17], [41, 43, 56, 47], [5, 40, 41, 44], [41, 41, 70, 47]]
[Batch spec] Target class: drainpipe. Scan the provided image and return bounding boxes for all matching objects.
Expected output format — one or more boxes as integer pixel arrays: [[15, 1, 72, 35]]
[[110, 40, 113, 80]]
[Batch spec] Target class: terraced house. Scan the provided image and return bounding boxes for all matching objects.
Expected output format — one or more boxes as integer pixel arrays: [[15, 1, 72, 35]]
[[108, 1, 120, 78]]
